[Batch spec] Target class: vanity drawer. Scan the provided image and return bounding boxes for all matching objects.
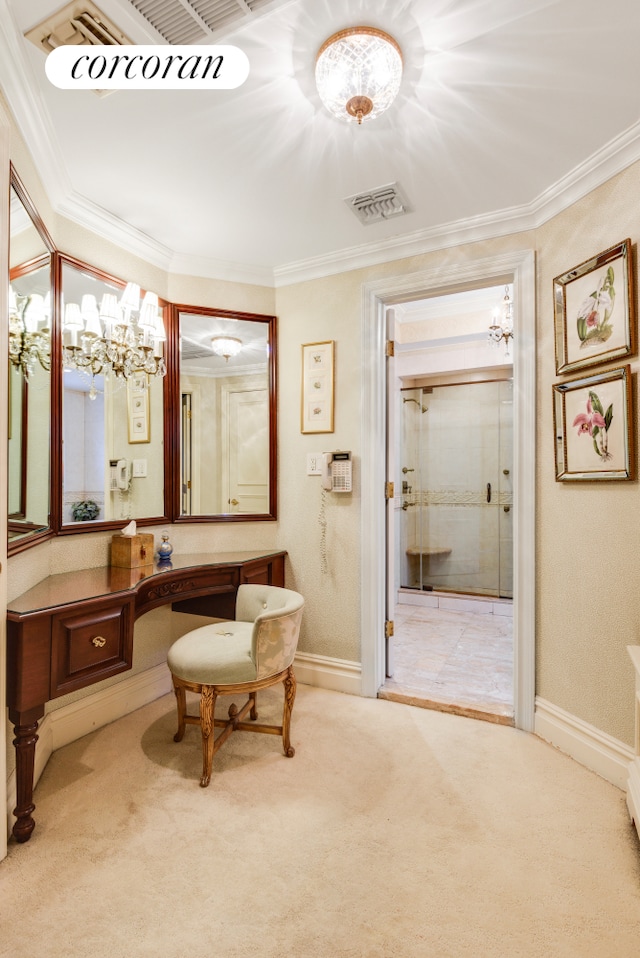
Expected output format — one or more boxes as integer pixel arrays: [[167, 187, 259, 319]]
[[51, 598, 135, 698]]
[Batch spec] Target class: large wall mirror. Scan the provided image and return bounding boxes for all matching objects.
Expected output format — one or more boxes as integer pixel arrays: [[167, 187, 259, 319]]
[[174, 306, 277, 521], [59, 256, 168, 530], [8, 168, 55, 553], [7, 170, 278, 554]]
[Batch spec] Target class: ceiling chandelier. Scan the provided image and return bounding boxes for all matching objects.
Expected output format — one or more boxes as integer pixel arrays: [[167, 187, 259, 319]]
[[315, 27, 403, 125], [63, 282, 166, 385], [488, 286, 514, 355], [211, 336, 242, 361], [9, 288, 51, 379]]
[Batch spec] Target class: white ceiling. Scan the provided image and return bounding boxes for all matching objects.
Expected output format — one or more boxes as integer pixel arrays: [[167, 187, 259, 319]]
[[2, 0, 640, 286]]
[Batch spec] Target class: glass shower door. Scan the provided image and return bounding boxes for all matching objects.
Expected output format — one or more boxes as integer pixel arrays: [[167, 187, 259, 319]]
[[398, 380, 512, 598]]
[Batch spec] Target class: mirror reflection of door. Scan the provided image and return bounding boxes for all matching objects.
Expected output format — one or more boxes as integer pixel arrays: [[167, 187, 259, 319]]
[[178, 309, 272, 517], [181, 391, 193, 514], [224, 387, 269, 514]]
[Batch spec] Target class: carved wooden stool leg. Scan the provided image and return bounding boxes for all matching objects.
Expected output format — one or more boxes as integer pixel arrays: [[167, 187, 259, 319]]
[[250, 691, 258, 721], [199, 686, 216, 787], [282, 667, 297, 758], [172, 678, 187, 742]]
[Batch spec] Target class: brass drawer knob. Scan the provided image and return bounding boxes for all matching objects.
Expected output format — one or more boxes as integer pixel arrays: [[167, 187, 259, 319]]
[[92, 636, 106, 648]]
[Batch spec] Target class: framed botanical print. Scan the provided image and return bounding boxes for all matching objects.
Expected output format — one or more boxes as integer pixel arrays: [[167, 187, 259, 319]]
[[553, 239, 635, 375], [553, 365, 634, 481], [127, 374, 150, 443], [301, 341, 334, 434]]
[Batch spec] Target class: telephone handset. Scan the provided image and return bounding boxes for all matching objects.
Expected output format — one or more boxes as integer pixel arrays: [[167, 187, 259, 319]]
[[321, 451, 352, 493], [110, 458, 132, 491]]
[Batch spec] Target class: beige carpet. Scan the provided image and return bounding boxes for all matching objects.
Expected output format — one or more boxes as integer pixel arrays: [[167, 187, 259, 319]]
[[1, 685, 640, 957]]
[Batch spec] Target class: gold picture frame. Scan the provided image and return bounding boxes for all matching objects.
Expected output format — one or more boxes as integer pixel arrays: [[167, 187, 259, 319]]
[[553, 238, 635, 375], [301, 341, 335, 434], [127, 374, 150, 443], [553, 365, 634, 481]]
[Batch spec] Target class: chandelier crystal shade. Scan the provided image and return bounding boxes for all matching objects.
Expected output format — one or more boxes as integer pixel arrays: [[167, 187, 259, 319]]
[[211, 336, 243, 361], [9, 288, 51, 379], [315, 27, 403, 124], [62, 282, 166, 383]]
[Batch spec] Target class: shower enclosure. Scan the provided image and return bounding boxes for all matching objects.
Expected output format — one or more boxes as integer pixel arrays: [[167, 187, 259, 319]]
[[398, 379, 513, 598]]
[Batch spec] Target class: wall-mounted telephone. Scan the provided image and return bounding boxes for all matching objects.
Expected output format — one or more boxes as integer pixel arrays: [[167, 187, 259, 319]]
[[110, 459, 131, 491], [322, 451, 352, 493]]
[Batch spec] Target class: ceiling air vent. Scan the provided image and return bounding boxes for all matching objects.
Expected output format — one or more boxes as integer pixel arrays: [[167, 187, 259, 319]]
[[345, 183, 411, 226], [24, 1, 131, 54], [126, 0, 289, 44]]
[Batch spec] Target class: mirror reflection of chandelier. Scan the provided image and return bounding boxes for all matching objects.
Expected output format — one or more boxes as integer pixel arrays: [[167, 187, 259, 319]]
[[9, 288, 51, 379], [211, 336, 242, 361], [488, 285, 514, 355], [62, 282, 166, 382]]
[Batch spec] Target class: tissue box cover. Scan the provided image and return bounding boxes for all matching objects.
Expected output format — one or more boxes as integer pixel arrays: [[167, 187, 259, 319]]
[[111, 532, 155, 569]]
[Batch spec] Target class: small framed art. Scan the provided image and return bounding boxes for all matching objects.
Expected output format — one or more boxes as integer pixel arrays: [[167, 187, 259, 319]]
[[301, 341, 334, 434], [552, 365, 634, 481], [553, 238, 635, 375], [127, 375, 150, 443]]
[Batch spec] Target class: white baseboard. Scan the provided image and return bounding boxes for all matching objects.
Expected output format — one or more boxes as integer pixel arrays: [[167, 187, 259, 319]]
[[535, 696, 634, 791], [294, 652, 362, 695]]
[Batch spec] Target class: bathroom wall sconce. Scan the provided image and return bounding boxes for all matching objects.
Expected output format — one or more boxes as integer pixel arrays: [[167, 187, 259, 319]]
[[488, 286, 514, 355], [315, 26, 403, 125]]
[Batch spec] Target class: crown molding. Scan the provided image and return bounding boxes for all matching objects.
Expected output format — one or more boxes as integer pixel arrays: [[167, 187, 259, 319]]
[[274, 118, 640, 287], [56, 190, 174, 271], [168, 250, 274, 287], [0, 0, 71, 208]]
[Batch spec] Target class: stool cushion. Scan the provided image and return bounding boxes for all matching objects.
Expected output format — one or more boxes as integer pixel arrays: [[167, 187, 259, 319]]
[[167, 621, 256, 686]]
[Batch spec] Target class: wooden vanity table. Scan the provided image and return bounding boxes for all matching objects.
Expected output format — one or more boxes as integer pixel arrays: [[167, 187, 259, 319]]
[[6, 549, 286, 843]]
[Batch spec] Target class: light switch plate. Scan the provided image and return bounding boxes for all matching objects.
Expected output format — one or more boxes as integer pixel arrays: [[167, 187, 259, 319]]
[[132, 459, 147, 478], [307, 453, 322, 476]]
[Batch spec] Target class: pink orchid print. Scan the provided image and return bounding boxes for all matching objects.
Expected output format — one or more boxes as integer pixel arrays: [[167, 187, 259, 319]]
[[572, 391, 613, 460]]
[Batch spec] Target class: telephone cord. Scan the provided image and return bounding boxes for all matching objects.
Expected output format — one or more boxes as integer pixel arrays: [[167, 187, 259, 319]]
[[319, 487, 328, 575]]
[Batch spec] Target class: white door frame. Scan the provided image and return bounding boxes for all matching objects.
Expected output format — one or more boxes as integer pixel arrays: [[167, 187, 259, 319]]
[[360, 249, 536, 732]]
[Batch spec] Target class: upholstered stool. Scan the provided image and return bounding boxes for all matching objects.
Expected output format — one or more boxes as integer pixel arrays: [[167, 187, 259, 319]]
[[167, 583, 304, 786]]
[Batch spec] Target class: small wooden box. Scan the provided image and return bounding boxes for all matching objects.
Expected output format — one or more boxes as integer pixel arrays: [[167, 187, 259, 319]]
[[110, 533, 155, 569]]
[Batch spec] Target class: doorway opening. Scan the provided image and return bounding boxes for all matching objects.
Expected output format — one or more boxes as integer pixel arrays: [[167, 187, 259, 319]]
[[380, 287, 515, 724], [360, 250, 535, 732]]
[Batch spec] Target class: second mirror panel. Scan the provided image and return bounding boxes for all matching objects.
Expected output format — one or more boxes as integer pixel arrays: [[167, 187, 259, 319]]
[[61, 259, 166, 527], [179, 309, 275, 517]]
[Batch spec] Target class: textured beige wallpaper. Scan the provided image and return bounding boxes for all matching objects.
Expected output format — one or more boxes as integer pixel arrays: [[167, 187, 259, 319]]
[[535, 165, 640, 745]]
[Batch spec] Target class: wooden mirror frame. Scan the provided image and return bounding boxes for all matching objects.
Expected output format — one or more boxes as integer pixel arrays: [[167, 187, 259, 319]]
[[8, 166, 56, 556], [8, 172, 279, 554], [54, 253, 172, 535], [168, 303, 278, 523]]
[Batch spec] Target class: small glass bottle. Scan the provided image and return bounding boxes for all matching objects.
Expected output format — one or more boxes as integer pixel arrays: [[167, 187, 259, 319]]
[[157, 531, 173, 562]]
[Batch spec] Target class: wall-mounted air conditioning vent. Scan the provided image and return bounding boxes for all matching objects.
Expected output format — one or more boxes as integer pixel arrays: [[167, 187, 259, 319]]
[[127, 0, 289, 44], [345, 183, 412, 226], [25, 1, 131, 54]]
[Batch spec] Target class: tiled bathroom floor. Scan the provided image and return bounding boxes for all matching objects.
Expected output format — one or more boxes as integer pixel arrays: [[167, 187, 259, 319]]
[[378, 595, 514, 725]]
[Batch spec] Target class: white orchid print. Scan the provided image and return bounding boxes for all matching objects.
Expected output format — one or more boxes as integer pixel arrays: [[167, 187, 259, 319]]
[[572, 391, 613, 461], [576, 266, 615, 347]]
